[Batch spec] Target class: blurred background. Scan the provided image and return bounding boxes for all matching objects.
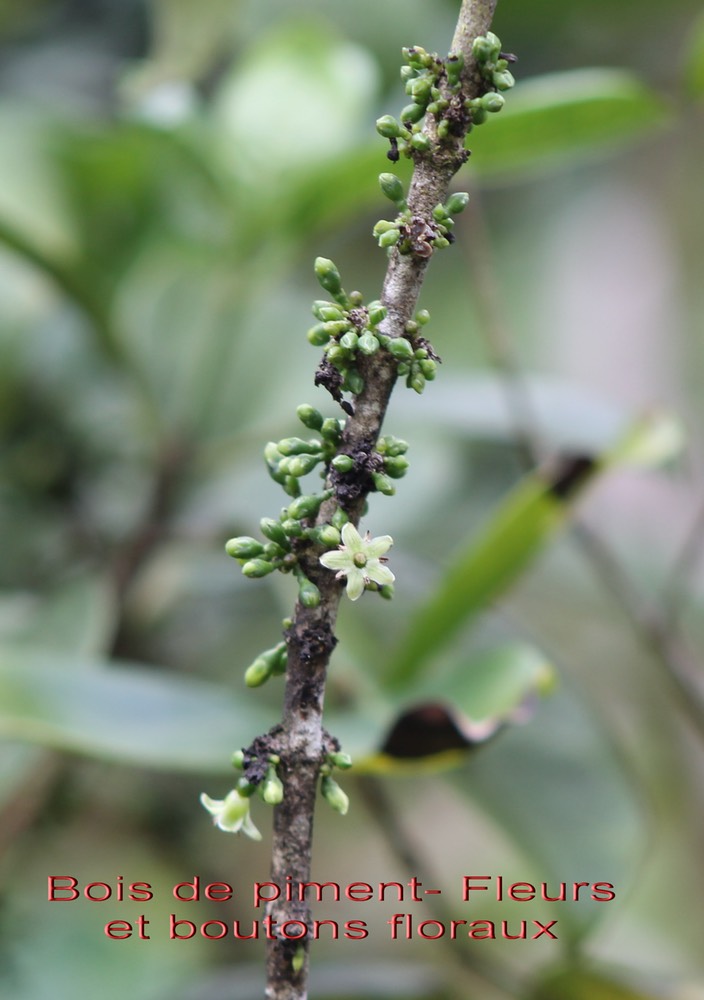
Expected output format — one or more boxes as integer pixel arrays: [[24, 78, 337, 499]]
[[1, 1, 704, 998]]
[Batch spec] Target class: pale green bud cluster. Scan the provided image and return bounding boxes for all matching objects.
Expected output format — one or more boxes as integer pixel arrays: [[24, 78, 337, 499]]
[[308, 257, 393, 397], [319, 748, 353, 815], [374, 46, 466, 162], [311, 256, 439, 405], [232, 749, 284, 807], [374, 190, 469, 258], [472, 31, 516, 95]]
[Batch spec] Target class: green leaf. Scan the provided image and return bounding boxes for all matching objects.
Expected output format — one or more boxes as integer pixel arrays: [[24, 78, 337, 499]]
[[0, 647, 270, 772], [329, 643, 553, 774], [0, 574, 117, 657], [211, 20, 379, 184], [384, 414, 683, 688], [469, 69, 672, 181]]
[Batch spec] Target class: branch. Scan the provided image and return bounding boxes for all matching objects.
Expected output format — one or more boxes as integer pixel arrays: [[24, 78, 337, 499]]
[[262, 3, 499, 998]]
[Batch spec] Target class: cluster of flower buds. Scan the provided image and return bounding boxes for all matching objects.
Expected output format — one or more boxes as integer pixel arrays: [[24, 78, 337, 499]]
[[308, 257, 391, 396], [375, 45, 468, 158], [472, 31, 516, 96], [319, 749, 353, 815], [374, 177, 470, 258]]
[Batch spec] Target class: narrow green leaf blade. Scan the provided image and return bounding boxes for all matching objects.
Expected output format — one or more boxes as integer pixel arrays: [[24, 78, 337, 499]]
[[384, 462, 586, 688], [470, 69, 671, 181], [385, 414, 682, 688]]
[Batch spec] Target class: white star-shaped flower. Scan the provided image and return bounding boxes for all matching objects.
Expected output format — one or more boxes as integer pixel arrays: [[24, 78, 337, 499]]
[[319, 522, 394, 601], [200, 789, 262, 840]]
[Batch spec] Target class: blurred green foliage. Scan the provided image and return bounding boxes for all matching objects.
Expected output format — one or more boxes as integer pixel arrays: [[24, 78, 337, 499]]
[[1, 1, 704, 998]]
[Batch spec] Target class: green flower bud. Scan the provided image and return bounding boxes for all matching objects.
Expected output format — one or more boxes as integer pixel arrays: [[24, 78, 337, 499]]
[[409, 371, 426, 394], [286, 490, 332, 520], [292, 946, 305, 974], [283, 476, 301, 498], [445, 52, 464, 86], [382, 436, 409, 456], [372, 471, 396, 495], [379, 172, 405, 205], [410, 133, 431, 152], [260, 517, 289, 547], [262, 542, 285, 561], [437, 118, 451, 140], [339, 330, 358, 351], [378, 229, 401, 249], [321, 417, 342, 441], [231, 750, 245, 770], [432, 235, 450, 249], [387, 337, 414, 361], [367, 301, 387, 325], [225, 536, 265, 560], [277, 437, 322, 456], [493, 69, 515, 91], [236, 776, 257, 796], [482, 92, 505, 113], [384, 455, 410, 478], [358, 331, 380, 355], [326, 344, 347, 366], [373, 219, 398, 237], [315, 524, 341, 547], [297, 403, 323, 430], [445, 191, 470, 215], [316, 305, 346, 322], [323, 320, 351, 337], [307, 323, 330, 346], [473, 32, 501, 64], [314, 257, 343, 297], [242, 558, 276, 578], [298, 575, 321, 609], [331, 454, 355, 473], [327, 751, 353, 770], [416, 308, 431, 325], [331, 507, 349, 530], [419, 358, 437, 380], [344, 370, 364, 395], [321, 775, 349, 815], [379, 583, 395, 600], [471, 107, 488, 125], [260, 765, 284, 805], [400, 102, 426, 124], [270, 644, 288, 675], [375, 114, 402, 138], [432, 203, 449, 222], [399, 64, 415, 83], [281, 518, 304, 537], [244, 655, 274, 688], [409, 76, 432, 104], [284, 453, 322, 477]]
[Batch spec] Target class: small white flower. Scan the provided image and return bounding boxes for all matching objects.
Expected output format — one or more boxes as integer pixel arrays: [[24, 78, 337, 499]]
[[200, 789, 262, 840], [319, 522, 394, 601]]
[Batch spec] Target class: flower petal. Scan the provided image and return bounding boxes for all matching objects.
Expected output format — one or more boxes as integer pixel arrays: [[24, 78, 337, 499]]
[[345, 570, 366, 600], [340, 522, 364, 553], [365, 534, 393, 558], [241, 812, 263, 841], [367, 562, 395, 587], [319, 550, 352, 571]]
